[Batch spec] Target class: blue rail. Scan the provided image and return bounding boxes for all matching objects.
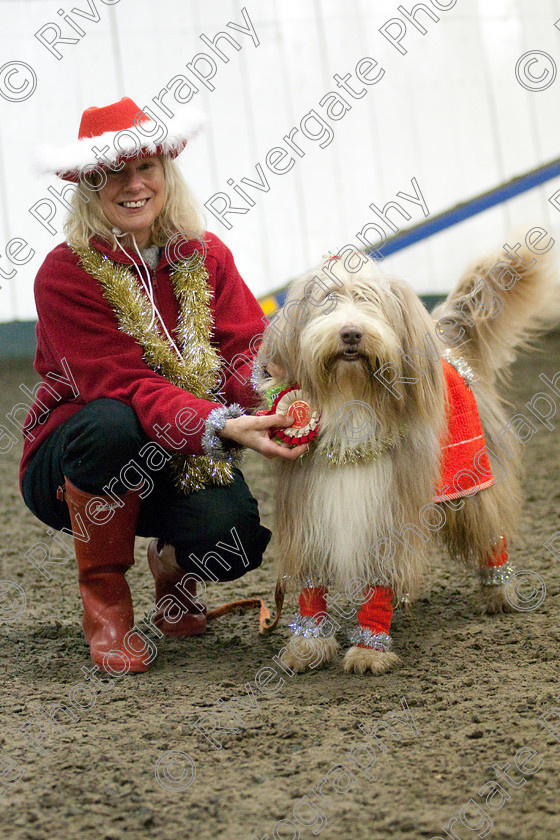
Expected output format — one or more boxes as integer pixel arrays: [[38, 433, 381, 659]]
[[372, 156, 560, 259], [260, 156, 560, 313]]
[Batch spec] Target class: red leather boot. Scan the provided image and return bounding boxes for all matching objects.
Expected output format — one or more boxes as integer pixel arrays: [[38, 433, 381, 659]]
[[60, 477, 151, 674], [147, 540, 207, 637]]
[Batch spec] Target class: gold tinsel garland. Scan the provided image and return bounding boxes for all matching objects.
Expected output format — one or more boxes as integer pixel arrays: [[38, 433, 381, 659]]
[[71, 244, 236, 494], [319, 427, 407, 466]]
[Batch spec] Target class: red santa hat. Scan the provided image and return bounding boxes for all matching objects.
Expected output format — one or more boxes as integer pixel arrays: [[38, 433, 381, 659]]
[[36, 96, 205, 182]]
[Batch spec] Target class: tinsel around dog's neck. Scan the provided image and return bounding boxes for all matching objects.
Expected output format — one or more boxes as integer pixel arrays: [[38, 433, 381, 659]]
[[263, 380, 406, 466], [312, 416, 407, 467]]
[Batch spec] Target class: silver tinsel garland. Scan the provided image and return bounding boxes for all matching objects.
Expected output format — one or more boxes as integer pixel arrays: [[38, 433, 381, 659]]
[[348, 627, 393, 651], [202, 404, 244, 461], [442, 348, 477, 388], [251, 358, 267, 394], [288, 614, 334, 638], [479, 559, 515, 586]]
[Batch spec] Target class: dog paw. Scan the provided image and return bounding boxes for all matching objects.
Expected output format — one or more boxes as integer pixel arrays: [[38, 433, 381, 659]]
[[282, 636, 339, 674], [342, 646, 400, 674], [479, 584, 518, 614]]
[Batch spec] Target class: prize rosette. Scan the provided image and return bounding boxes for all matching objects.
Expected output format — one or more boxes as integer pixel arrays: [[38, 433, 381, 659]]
[[260, 385, 320, 446]]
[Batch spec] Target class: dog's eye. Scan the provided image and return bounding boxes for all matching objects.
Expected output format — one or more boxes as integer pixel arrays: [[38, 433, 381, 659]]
[[312, 291, 338, 316], [353, 287, 379, 305], [314, 290, 336, 304], [321, 292, 339, 308]]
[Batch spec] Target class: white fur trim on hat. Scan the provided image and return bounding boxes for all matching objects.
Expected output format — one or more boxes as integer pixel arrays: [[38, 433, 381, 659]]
[[35, 107, 207, 179]]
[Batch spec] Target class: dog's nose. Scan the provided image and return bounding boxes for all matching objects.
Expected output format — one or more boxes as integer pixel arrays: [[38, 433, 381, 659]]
[[340, 326, 362, 346]]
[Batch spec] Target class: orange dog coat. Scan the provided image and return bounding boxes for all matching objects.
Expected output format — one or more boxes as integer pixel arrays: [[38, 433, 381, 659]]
[[434, 359, 494, 503]]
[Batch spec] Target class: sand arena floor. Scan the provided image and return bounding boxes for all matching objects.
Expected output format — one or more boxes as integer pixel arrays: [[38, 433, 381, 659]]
[[1, 335, 560, 840]]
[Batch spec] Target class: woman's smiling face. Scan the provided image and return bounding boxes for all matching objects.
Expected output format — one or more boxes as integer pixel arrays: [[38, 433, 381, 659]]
[[97, 156, 165, 248]]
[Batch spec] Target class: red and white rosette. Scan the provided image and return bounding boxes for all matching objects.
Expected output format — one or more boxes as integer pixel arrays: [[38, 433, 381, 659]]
[[267, 386, 320, 446]]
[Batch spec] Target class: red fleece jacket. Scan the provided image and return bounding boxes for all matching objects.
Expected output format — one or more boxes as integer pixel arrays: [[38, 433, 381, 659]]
[[19, 232, 266, 487]]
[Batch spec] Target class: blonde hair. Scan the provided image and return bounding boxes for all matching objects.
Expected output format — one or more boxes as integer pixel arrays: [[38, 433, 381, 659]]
[[64, 156, 206, 249]]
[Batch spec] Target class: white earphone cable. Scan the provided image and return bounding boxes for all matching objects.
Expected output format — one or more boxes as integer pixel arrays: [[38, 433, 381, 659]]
[[112, 227, 183, 360]]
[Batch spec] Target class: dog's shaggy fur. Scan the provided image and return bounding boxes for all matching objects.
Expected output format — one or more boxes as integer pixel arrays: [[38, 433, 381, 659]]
[[257, 240, 557, 674]]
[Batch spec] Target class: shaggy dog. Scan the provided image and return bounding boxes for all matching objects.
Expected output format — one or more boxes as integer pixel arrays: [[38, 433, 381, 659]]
[[255, 240, 556, 675]]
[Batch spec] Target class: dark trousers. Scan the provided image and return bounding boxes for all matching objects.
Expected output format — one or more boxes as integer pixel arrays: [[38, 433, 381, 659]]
[[21, 399, 271, 581]]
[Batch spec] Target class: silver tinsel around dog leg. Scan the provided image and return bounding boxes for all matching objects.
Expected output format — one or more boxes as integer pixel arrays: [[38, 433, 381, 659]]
[[479, 560, 515, 586], [348, 627, 393, 651], [288, 614, 332, 638]]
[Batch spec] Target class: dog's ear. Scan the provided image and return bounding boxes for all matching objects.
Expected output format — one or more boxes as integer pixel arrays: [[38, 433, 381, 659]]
[[258, 306, 300, 386], [256, 322, 289, 386], [258, 276, 314, 385], [389, 279, 444, 421]]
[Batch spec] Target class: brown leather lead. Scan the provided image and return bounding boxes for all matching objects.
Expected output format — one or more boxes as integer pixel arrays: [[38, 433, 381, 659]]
[[206, 581, 285, 636]]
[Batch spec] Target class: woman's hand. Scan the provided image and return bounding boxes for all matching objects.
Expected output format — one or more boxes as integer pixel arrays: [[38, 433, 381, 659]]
[[219, 414, 308, 460]]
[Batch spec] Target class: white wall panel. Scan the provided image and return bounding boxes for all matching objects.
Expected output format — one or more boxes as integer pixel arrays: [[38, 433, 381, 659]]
[[1, 0, 560, 323]]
